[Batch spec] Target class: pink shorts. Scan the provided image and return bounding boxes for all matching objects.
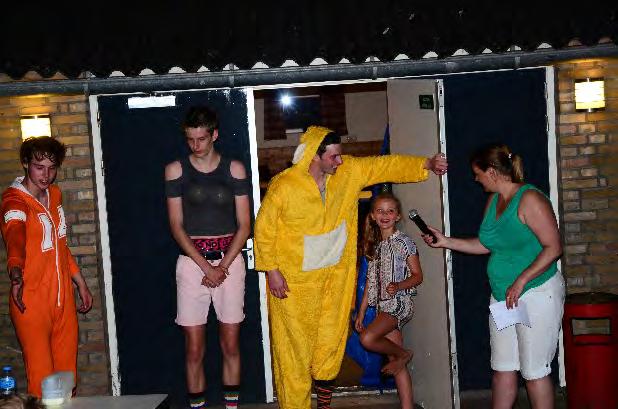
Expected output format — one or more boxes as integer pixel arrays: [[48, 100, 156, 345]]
[[175, 253, 246, 326]]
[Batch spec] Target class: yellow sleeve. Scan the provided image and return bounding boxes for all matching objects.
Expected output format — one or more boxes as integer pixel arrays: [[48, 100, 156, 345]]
[[348, 154, 429, 187], [254, 180, 285, 272]]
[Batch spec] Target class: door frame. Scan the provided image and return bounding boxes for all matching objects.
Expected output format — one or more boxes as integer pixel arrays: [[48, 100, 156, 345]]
[[437, 67, 562, 408], [88, 89, 273, 401], [88, 67, 561, 403]]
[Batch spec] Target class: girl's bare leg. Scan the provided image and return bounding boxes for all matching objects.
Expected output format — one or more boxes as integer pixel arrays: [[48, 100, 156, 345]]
[[359, 312, 411, 375], [385, 329, 414, 409]]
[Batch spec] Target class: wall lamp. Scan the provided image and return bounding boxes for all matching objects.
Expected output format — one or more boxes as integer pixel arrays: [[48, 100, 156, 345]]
[[20, 115, 51, 140], [575, 78, 605, 112]]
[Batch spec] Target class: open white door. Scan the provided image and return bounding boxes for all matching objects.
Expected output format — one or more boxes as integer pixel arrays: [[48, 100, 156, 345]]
[[388, 79, 458, 409]]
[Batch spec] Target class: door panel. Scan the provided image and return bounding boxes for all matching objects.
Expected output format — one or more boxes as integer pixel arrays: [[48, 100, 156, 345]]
[[97, 90, 265, 406], [389, 79, 453, 409], [388, 68, 555, 405], [443, 68, 552, 390]]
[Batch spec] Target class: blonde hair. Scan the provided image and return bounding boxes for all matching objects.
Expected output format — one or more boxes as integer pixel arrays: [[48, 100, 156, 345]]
[[361, 192, 402, 260], [470, 143, 524, 183]]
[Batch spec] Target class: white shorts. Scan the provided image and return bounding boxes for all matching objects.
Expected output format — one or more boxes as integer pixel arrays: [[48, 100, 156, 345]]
[[489, 272, 565, 380]]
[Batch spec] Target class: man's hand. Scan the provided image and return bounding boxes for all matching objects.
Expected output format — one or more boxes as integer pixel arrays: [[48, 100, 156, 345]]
[[11, 278, 25, 313], [9, 267, 25, 313], [201, 265, 227, 287], [267, 269, 289, 299], [77, 282, 93, 313], [424, 153, 447, 176]]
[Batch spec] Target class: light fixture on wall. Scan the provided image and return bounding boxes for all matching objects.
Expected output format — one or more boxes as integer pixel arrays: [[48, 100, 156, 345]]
[[575, 78, 605, 112], [20, 115, 51, 140]]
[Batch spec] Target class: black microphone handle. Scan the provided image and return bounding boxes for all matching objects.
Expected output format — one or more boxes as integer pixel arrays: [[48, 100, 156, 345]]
[[411, 215, 437, 244]]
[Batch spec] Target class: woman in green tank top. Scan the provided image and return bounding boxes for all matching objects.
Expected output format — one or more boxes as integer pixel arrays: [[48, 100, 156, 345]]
[[421, 143, 564, 409]]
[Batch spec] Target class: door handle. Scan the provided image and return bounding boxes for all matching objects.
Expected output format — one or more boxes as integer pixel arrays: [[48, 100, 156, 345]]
[[243, 238, 255, 269]]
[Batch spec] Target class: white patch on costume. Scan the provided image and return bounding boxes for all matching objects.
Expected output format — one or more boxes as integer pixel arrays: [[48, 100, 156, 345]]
[[57, 205, 67, 238], [292, 143, 306, 164], [38, 213, 54, 252], [4, 210, 26, 223], [302, 221, 347, 271]]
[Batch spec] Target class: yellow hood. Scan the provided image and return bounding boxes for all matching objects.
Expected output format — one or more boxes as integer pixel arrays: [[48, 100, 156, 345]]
[[291, 126, 333, 171]]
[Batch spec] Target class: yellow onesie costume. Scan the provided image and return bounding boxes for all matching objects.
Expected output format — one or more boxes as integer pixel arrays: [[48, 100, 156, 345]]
[[255, 126, 430, 409]]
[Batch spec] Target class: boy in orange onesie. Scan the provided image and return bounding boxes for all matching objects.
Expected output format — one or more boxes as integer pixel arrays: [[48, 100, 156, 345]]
[[0, 136, 92, 397]]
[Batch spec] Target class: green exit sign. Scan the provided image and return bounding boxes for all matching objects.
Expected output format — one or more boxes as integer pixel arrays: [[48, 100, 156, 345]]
[[419, 94, 434, 110]]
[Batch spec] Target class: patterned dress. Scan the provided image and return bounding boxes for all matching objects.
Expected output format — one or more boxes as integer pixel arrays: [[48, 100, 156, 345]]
[[367, 230, 417, 329]]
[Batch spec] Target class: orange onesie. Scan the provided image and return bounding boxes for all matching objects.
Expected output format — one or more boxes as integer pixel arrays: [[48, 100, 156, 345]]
[[1, 177, 79, 397]]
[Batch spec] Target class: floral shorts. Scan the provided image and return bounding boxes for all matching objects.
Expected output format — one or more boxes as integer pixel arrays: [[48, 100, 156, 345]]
[[378, 295, 415, 330]]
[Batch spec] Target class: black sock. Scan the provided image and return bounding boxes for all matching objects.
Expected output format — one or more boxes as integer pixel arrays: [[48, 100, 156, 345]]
[[314, 380, 334, 409]]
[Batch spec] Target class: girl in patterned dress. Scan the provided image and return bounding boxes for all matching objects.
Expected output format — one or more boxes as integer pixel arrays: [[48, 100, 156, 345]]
[[355, 192, 423, 409]]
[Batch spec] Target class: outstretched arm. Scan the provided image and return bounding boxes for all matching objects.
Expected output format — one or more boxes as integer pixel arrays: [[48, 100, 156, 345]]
[[421, 193, 491, 255], [422, 226, 490, 255], [352, 153, 447, 189], [424, 153, 448, 175]]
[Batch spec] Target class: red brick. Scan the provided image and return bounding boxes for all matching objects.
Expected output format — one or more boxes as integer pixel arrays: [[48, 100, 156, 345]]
[[579, 146, 596, 155], [578, 123, 597, 133], [563, 211, 596, 222], [559, 124, 577, 134], [562, 157, 590, 168], [562, 179, 598, 189], [561, 135, 588, 145], [588, 134, 606, 144], [560, 113, 587, 124]]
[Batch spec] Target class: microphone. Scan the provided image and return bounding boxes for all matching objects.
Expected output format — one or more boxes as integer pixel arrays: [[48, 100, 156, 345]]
[[408, 209, 437, 243]]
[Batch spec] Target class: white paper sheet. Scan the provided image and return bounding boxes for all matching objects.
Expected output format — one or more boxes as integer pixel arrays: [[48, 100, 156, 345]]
[[489, 299, 531, 331]]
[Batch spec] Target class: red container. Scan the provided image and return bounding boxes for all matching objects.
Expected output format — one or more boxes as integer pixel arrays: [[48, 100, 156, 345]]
[[563, 292, 618, 409]]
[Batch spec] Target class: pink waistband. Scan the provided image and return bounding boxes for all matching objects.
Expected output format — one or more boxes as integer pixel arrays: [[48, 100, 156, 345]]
[[192, 236, 234, 253]]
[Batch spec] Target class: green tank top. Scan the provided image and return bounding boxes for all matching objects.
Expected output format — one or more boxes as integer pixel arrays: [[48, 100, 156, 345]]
[[478, 184, 557, 301]]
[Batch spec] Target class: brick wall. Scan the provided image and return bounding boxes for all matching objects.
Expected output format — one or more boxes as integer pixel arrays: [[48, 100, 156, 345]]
[[0, 94, 109, 395], [556, 58, 618, 295]]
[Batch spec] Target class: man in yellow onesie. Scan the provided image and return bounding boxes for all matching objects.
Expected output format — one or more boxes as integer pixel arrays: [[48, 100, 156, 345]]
[[254, 126, 447, 409]]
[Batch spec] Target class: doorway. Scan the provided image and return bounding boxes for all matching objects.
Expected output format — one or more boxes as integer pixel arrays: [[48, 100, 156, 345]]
[[253, 82, 392, 391], [90, 89, 268, 407], [388, 67, 560, 408]]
